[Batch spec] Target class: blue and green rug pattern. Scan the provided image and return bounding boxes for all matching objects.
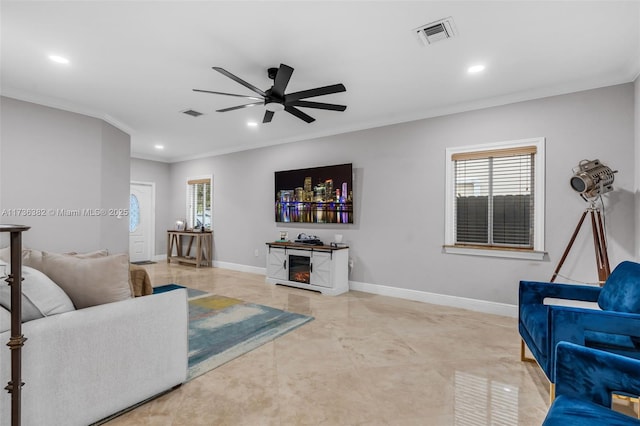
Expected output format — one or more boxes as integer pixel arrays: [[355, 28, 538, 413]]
[[153, 284, 313, 380]]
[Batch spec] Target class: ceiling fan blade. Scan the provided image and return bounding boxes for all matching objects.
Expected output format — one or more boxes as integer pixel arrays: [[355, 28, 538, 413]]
[[284, 106, 315, 123], [287, 100, 347, 111], [212, 67, 266, 97], [271, 64, 294, 99], [263, 110, 275, 123], [216, 102, 263, 113], [193, 89, 263, 101], [285, 83, 346, 102]]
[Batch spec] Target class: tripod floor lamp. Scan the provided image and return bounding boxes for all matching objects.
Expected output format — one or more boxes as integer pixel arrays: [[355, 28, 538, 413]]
[[550, 159, 617, 286]]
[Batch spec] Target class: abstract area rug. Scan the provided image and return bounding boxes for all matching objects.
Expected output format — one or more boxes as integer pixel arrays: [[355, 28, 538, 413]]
[[153, 284, 313, 381]]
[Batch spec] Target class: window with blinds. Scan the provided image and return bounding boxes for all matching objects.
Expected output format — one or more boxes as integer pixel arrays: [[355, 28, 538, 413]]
[[453, 147, 535, 248], [444, 138, 545, 259], [187, 177, 211, 230]]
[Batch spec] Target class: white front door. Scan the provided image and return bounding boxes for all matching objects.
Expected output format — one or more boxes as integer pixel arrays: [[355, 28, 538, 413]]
[[129, 182, 154, 262]]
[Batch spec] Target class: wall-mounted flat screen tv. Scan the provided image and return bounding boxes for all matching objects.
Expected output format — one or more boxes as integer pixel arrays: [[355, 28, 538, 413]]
[[275, 163, 353, 223]]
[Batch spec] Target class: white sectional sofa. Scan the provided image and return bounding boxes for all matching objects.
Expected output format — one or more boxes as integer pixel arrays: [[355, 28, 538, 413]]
[[0, 288, 188, 426], [0, 258, 188, 426]]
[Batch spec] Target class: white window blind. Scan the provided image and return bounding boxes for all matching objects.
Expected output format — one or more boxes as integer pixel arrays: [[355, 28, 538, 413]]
[[453, 146, 535, 248], [187, 177, 211, 230]]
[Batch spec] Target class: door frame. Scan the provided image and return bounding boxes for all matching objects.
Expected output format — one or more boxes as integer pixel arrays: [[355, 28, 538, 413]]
[[130, 181, 156, 261]]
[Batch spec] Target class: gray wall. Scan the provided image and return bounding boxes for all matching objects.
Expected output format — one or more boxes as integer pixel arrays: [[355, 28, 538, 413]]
[[130, 158, 172, 257], [0, 97, 130, 253], [168, 83, 636, 305]]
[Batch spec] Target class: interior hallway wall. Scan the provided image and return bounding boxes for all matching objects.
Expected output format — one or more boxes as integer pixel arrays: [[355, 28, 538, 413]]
[[130, 158, 172, 258], [0, 96, 130, 254]]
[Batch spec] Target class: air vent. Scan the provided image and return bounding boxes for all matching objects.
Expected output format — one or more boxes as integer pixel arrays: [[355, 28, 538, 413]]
[[414, 17, 456, 46], [181, 109, 203, 117]]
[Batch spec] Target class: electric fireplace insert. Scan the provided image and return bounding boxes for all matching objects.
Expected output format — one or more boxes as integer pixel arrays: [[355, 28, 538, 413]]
[[288, 254, 311, 284]]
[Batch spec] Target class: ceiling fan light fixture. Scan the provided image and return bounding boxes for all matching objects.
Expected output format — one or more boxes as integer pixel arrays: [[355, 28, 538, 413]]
[[265, 102, 285, 112]]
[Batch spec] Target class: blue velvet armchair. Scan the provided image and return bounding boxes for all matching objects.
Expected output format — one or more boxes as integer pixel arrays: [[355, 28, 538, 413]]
[[542, 342, 640, 425], [519, 261, 640, 391]]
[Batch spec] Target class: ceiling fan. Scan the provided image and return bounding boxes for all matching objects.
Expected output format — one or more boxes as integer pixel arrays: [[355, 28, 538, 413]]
[[193, 64, 346, 123]]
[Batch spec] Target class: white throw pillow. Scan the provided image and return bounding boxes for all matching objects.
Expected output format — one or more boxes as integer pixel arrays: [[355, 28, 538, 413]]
[[0, 306, 10, 333], [41, 252, 132, 309], [0, 262, 75, 322]]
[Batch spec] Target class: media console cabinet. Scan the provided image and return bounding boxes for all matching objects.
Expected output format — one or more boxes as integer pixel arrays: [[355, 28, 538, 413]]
[[265, 241, 349, 296]]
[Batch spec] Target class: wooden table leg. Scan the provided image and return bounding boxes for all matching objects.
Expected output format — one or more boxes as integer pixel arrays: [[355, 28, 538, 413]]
[[196, 235, 202, 267]]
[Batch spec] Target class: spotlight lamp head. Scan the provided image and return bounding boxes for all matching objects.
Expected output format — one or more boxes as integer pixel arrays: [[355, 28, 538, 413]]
[[570, 159, 617, 201]]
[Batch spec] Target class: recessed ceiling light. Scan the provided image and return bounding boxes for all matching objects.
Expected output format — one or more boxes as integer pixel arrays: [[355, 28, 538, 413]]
[[49, 55, 70, 65], [467, 64, 485, 74], [247, 121, 258, 127], [154, 144, 164, 150]]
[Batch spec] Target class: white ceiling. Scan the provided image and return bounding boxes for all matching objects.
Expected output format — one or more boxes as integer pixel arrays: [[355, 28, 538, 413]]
[[2, 1, 639, 163]]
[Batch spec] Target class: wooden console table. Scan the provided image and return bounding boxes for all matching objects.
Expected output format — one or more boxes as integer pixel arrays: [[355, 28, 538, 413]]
[[1, 224, 30, 426], [167, 230, 212, 268]]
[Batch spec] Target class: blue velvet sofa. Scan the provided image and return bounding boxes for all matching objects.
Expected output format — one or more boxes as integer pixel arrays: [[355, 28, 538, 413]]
[[519, 261, 640, 386], [542, 342, 640, 425]]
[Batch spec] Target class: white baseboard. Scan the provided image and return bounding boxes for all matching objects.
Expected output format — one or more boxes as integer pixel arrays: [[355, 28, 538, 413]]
[[348, 280, 517, 317], [174, 259, 517, 317], [152, 254, 167, 262], [213, 261, 266, 275]]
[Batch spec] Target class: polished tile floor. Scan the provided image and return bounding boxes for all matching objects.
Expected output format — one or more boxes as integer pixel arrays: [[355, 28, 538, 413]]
[[105, 262, 632, 425]]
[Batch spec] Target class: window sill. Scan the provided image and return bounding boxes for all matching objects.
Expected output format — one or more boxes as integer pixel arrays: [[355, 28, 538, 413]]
[[443, 245, 546, 261]]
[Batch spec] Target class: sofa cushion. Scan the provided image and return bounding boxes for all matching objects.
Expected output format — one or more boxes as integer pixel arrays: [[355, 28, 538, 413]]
[[0, 248, 46, 271], [543, 395, 640, 425], [584, 330, 640, 357], [41, 252, 133, 309], [0, 248, 109, 273], [64, 249, 109, 258], [0, 306, 10, 333], [0, 263, 75, 322], [598, 261, 640, 313]]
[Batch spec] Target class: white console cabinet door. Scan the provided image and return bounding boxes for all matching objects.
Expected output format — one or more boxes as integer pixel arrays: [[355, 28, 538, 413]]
[[267, 247, 287, 280], [310, 251, 332, 288]]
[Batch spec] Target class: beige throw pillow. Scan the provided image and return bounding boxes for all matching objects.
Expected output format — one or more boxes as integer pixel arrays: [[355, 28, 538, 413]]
[[0, 248, 48, 272], [41, 252, 132, 309], [0, 248, 109, 273]]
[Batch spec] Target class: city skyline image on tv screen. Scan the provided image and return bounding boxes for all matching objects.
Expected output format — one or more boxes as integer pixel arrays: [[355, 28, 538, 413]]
[[275, 163, 353, 223]]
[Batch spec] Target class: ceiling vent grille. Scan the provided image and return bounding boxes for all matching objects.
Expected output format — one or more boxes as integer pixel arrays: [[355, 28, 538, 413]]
[[182, 109, 203, 117], [414, 17, 456, 46]]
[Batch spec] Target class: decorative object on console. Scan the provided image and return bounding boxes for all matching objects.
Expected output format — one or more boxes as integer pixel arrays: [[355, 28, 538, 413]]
[[275, 163, 353, 224], [193, 63, 346, 124], [294, 233, 324, 246]]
